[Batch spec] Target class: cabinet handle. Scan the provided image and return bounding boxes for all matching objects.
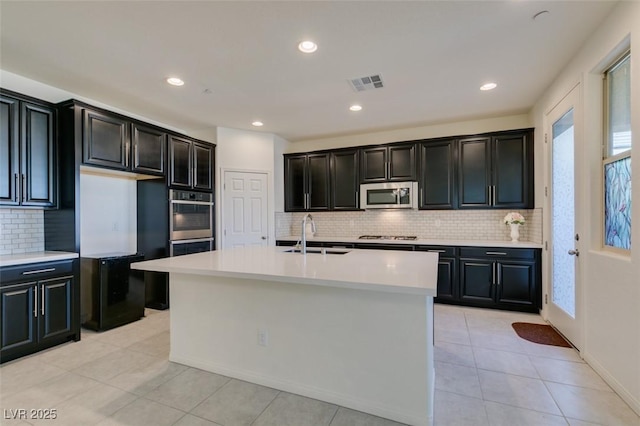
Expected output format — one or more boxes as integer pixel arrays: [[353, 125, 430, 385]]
[[428, 250, 446, 253], [33, 286, 38, 318], [492, 262, 496, 285], [41, 285, 45, 315], [485, 252, 507, 256], [21, 174, 26, 202], [492, 185, 496, 206], [22, 268, 56, 275], [14, 174, 19, 202], [497, 263, 502, 286]]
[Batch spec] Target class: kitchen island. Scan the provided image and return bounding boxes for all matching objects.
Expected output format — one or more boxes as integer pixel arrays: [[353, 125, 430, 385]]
[[132, 246, 438, 426]]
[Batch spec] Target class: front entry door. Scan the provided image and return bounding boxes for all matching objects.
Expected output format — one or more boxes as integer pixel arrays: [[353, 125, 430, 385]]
[[223, 171, 269, 248], [546, 86, 582, 350]]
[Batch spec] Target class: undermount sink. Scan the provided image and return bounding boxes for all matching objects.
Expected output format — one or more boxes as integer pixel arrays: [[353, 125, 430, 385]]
[[284, 248, 350, 255]]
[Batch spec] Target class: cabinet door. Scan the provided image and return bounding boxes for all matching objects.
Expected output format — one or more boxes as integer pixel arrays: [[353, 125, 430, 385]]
[[192, 142, 213, 191], [492, 132, 533, 208], [436, 257, 458, 301], [420, 140, 456, 209], [0, 283, 37, 354], [307, 153, 330, 210], [21, 102, 56, 207], [459, 259, 494, 303], [284, 155, 307, 211], [83, 109, 129, 170], [169, 135, 192, 188], [496, 261, 536, 308], [388, 144, 416, 181], [458, 137, 491, 208], [39, 277, 72, 341], [0, 95, 19, 206], [360, 147, 387, 182], [331, 149, 359, 210], [132, 124, 165, 176]]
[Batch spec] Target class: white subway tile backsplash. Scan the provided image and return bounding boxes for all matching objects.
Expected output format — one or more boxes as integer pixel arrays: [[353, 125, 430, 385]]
[[276, 208, 543, 244], [0, 209, 45, 254]]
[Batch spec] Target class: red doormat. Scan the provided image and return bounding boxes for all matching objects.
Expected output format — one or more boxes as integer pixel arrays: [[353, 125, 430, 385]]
[[512, 322, 572, 348]]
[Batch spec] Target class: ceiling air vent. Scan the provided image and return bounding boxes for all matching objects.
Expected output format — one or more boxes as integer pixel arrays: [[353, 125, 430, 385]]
[[349, 74, 384, 92]]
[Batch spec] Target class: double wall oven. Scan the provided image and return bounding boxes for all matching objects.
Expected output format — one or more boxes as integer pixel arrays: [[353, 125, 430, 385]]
[[169, 189, 214, 256]]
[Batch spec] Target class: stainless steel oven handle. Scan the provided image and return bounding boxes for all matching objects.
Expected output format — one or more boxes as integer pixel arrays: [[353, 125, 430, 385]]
[[171, 237, 214, 245], [170, 200, 214, 206]]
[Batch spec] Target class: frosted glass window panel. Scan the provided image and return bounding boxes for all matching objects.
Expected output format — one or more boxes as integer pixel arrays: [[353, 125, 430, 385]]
[[551, 110, 576, 318], [604, 156, 632, 250], [607, 54, 631, 156]]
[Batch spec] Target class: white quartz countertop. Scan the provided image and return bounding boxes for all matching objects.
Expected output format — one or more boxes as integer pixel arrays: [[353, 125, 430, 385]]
[[132, 246, 437, 296], [0, 251, 79, 267], [277, 236, 543, 249]]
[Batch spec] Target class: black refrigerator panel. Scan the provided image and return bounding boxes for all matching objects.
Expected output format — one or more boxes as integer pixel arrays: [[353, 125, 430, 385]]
[[137, 179, 170, 310], [81, 253, 145, 331]]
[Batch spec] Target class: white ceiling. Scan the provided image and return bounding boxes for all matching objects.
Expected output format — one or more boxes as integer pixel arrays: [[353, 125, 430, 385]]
[[0, 1, 616, 142]]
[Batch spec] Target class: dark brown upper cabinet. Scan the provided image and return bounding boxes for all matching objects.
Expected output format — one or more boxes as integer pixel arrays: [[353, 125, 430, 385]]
[[0, 91, 56, 208], [330, 149, 360, 210], [169, 135, 213, 192], [419, 139, 456, 209], [360, 143, 416, 183], [131, 123, 166, 176], [458, 130, 533, 209], [83, 109, 129, 170], [284, 153, 330, 211]]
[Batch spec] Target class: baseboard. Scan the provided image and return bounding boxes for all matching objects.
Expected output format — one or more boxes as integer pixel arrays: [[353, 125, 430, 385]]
[[583, 352, 640, 416], [170, 353, 432, 426]]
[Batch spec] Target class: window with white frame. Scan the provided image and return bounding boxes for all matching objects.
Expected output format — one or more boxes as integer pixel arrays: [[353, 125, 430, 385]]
[[603, 51, 631, 251]]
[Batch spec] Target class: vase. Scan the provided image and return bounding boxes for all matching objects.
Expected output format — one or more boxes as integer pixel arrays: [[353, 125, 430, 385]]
[[509, 224, 520, 242]]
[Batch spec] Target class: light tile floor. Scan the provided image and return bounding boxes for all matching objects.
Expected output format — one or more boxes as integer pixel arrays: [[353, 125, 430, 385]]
[[1, 305, 638, 426]]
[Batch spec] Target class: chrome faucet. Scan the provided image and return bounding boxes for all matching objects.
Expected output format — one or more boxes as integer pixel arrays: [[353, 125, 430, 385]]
[[301, 213, 315, 254]]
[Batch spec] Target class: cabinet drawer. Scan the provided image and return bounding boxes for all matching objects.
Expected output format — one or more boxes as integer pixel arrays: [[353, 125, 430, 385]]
[[415, 246, 456, 257], [0, 260, 74, 285], [459, 247, 535, 259]]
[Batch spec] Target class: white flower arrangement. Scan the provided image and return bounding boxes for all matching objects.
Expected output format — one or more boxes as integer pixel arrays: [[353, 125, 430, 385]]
[[503, 212, 525, 225]]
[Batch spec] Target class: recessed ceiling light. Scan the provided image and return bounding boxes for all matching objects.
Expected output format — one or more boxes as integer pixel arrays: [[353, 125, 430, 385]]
[[480, 82, 497, 91], [349, 104, 363, 112], [166, 77, 184, 86], [252, 121, 264, 127], [298, 40, 318, 53]]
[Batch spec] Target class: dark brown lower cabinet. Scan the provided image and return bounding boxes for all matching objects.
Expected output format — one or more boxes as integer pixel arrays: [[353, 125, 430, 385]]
[[276, 240, 541, 313], [0, 259, 80, 363], [459, 247, 539, 312]]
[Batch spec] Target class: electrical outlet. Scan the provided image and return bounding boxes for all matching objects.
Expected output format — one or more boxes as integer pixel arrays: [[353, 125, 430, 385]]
[[258, 329, 268, 346], [112, 221, 119, 231], [349, 220, 354, 227], [435, 220, 441, 228]]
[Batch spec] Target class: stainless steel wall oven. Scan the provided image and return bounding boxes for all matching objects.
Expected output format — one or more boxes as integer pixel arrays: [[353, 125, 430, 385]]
[[169, 189, 214, 241]]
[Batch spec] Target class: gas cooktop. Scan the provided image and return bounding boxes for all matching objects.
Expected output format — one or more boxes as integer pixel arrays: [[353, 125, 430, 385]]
[[358, 235, 418, 240]]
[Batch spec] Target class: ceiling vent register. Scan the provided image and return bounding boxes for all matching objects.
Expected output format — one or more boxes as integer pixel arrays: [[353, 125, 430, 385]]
[[349, 74, 384, 92]]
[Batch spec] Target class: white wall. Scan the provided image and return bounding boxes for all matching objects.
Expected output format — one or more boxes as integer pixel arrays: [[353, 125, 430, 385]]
[[288, 113, 532, 153], [215, 127, 290, 247], [531, 1, 640, 414], [79, 173, 137, 256]]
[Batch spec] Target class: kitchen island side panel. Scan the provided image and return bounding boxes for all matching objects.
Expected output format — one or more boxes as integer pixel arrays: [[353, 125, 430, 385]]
[[169, 272, 433, 426]]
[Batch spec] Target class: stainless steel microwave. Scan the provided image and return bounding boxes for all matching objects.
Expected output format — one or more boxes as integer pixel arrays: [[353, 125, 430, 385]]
[[360, 181, 418, 209]]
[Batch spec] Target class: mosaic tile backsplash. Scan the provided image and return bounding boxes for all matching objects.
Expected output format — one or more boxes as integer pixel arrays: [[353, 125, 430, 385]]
[[277, 208, 542, 243], [0, 209, 45, 255]]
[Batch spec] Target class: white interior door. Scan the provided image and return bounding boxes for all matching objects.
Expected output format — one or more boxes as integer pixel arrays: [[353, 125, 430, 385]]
[[546, 86, 582, 350], [223, 171, 268, 248]]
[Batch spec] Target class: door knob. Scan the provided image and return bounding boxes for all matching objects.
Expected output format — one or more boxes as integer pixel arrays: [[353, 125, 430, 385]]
[[568, 249, 579, 257], [261, 236, 267, 240]]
